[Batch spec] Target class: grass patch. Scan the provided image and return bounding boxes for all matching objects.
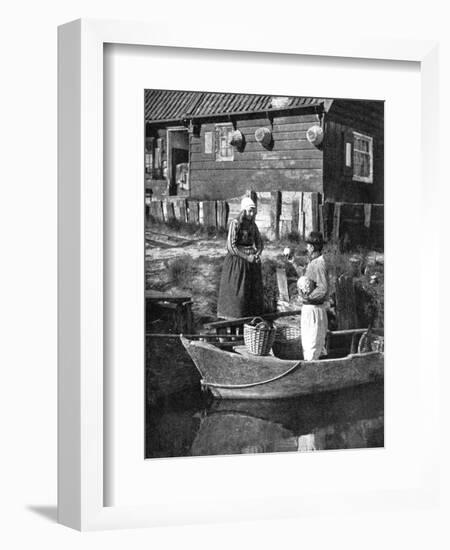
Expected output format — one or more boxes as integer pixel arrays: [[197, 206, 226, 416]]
[[323, 242, 353, 280], [284, 230, 302, 244], [168, 255, 193, 288], [261, 258, 280, 313], [323, 242, 384, 328]]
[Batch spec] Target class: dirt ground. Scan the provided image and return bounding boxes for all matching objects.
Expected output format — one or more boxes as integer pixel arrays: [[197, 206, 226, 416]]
[[145, 225, 295, 328], [145, 223, 385, 331]]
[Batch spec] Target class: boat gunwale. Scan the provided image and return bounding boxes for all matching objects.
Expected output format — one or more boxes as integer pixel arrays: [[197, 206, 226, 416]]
[[180, 335, 383, 365]]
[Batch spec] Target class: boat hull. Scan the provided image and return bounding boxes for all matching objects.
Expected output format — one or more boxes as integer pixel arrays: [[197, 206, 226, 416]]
[[180, 336, 384, 399]]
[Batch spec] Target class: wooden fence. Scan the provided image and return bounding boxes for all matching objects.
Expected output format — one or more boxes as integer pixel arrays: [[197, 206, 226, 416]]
[[147, 193, 383, 248], [322, 202, 384, 250], [148, 198, 229, 230]]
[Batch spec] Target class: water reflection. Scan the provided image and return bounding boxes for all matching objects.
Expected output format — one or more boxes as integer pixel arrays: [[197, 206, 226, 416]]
[[145, 381, 384, 458]]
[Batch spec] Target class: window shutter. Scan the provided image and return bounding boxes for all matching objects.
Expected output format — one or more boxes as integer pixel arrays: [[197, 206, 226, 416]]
[[343, 130, 353, 178], [204, 131, 213, 154]]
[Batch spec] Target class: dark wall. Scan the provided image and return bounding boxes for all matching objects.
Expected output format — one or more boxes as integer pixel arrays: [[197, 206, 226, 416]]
[[189, 113, 324, 200], [323, 100, 384, 204], [145, 127, 167, 195]]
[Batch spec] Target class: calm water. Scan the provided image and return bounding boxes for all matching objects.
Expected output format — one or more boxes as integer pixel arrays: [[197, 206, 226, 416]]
[[145, 381, 384, 458]]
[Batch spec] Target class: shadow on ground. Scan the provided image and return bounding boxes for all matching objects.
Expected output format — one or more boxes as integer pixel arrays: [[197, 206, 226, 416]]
[[27, 505, 57, 523]]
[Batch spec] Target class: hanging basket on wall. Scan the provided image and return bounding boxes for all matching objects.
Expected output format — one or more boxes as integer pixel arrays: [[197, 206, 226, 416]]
[[306, 125, 324, 147], [229, 130, 244, 149], [255, 127, 272, 147]]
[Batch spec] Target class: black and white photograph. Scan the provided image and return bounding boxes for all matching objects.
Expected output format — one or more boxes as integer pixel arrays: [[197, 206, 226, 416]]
[[144, 89, 384, 459]]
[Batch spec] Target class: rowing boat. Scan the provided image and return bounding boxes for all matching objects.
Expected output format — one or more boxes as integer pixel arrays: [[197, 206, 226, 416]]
[[180, 333, 383, 399]]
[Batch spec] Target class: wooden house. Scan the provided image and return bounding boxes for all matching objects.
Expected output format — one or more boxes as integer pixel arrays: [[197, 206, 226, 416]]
[[145, 90, 383, 201], [145, 90, 384, 246]]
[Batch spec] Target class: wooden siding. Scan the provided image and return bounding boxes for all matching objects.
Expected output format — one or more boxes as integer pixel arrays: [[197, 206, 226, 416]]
[[189, 114, 324, 199], [323, 100, 384, 204]]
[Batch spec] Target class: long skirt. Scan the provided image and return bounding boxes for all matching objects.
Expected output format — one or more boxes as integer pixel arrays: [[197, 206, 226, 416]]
[[300, 304, 328, 361], [216, 253, 264, 319]]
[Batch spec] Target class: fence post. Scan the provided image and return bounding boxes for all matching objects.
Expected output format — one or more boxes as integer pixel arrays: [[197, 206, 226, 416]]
[[187, 200, 199, 224], [270, 191, 281, 240], [311, 192, 319, 232], [164, 200, 175, 221], [172, 199, 187, 223], [149, 201, 164, 221], [298, 192, 305, 238], [179, 199, 187, 223], [217, 201, 228, 229], [303, 193, 312, 236], [203, 200, 217, 228], [303, 192, 319, 237], [322, 202, 333, 241], [292, 197, 300, 235], [332, 202, 341, 242], [319, 203, 324, 236], [335, 274, 357, 329]]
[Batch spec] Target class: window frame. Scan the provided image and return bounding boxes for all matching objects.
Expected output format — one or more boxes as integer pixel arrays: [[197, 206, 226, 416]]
[[215, 122, 235, 162], [352, 131, 373, 183]]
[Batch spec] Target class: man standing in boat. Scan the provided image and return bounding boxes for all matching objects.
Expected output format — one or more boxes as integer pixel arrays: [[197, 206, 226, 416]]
[[298, 231, 329, 361]]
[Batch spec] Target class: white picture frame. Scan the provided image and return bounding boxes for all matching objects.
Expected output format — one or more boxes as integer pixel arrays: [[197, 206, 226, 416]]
[[58, 18, 440, 531]]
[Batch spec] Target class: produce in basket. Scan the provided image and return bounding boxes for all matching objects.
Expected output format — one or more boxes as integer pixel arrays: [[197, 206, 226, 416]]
[[247, 317, 272, 329], [297, 276, 316, 296]]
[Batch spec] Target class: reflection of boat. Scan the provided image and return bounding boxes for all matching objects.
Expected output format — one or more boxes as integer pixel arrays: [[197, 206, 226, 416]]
[[190, 414, 384, 456], [145, 381, 384, 459], [296, 416, 384, 452], [190, 386, 384, 456], [190, 411, 297, 456], [180, 336, 383, 399], [208, 381, 384, 434]]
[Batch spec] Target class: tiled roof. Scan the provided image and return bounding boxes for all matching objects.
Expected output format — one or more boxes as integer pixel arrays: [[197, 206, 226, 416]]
[[145, 90, 324, 123]]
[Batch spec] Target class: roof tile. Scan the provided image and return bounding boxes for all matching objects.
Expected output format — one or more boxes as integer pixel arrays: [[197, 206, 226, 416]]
[[145, 90, 324, 122]]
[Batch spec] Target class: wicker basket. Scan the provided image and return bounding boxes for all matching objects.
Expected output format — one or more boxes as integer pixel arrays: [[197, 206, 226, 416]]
[[243, 318, 276, 356], [272, 325, 303, 360], [254, 127, 272, 147], [306, 125, 324, 147]]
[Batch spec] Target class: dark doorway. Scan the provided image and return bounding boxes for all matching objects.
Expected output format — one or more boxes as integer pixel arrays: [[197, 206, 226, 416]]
[[168, 129, 189, 196]]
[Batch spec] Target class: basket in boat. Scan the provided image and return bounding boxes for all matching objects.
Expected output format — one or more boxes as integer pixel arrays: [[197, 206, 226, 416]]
[[272, 325, 303, 360], [243, 317, 276, 356]]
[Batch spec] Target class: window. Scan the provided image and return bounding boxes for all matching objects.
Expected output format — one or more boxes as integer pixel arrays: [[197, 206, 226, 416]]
[[215, 123, 234, 161], [352, 132, 373, 183]]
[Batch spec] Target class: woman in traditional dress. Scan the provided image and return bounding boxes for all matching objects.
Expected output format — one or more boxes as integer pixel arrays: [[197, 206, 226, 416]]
[[217, 197, 264, 319], [298, 231, 329, 361]]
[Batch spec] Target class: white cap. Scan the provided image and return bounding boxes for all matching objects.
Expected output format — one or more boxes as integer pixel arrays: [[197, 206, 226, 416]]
[[241, 197, 256, 211]]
